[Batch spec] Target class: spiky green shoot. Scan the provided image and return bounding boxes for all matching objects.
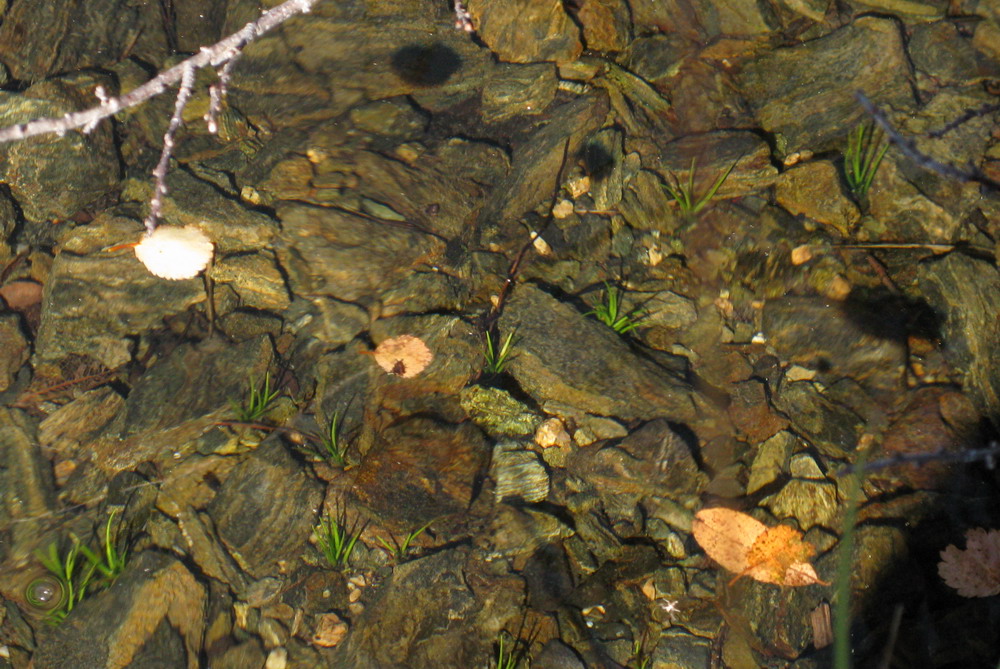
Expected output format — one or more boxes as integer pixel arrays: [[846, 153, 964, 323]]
[[76, 510, 128, 585], [231, 372, 280, 423], [319, 411, 348, 466], [664, 156, 737, 217], [586, 282, 645, 334], [844, 122, 888, 200], [33, 510, 128, 623], [483, 330, 516, 375], [495, 631, 529, 669], [377, 519, 434, 560], [315, 515, 362, 571]]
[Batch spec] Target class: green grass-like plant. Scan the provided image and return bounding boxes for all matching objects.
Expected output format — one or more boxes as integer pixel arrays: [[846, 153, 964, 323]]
[[494, 631, 530, 669], [315, 514, 362, 571], [586, 282, 645, 334], [629, 638, 652, 669], [77, 510, 128, 586], [231, 372, 280, 423], [843, 122, 888, 200], [833, 452, 868, 669], [319, 411, 348, 466], [32, 511, 127, 623], [377, 520, 434, 560], [664, 156, 737, 217], [483, 330, 516, 375]]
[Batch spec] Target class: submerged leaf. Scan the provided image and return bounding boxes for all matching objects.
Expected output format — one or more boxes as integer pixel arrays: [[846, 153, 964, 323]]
[[692, 508, 827, 587], [372, 334, 433, 378], [938, 528, 1000, 597]]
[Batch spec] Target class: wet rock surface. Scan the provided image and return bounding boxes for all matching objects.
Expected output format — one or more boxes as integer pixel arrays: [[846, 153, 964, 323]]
[[0, 0, 997, 667]]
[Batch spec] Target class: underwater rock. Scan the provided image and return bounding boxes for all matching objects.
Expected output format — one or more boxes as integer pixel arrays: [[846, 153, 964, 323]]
[[208, 441, 323, 579], [500, 284, 698, 423], [491, 441, 550, 504]]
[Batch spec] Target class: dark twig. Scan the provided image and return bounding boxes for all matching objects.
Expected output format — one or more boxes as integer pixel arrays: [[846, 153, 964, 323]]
[[854, 91, 1000, 191], [837, 443, 1000, 477], [928, 102, 1000, 139]]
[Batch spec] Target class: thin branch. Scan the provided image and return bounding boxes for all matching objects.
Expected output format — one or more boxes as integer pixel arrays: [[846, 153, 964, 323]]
[[837, 443, 1000, 477], [144, 62, 196, 234], [0, 0, 317, 145], [854, 91, 1000, 191]]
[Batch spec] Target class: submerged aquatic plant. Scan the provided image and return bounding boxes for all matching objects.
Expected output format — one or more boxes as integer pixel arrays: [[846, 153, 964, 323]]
[[586, 282, 645, 334], [663, 156, 737, 217], [843, 122, 888, 200], [31, 511, 128, 623], [231, 372, 280, 423], [377, 519, 434, 560], [319, 411, 349, 466], [315, 514, 363, 571], [483, 330, 516, 375], [494, 631, 530, 669]]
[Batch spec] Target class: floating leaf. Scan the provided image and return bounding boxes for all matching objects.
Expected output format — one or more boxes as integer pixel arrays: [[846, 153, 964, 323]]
[[938, 528, 1000, 597], [372, 335, 433, 379], [692, 508, 827, 587], [133, 225, 214, 280]]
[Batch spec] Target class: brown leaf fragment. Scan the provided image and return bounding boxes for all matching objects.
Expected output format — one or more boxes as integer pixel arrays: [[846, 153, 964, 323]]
[[372, 334, 433, 378], [693, 508, 827, 587], [938, 528, 1000, 597], [0, 279, 43, 309], [692, 507, 766, 577]]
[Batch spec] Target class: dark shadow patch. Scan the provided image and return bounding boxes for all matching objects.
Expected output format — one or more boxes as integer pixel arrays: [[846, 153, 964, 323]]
[[390, 43, 461, 87], [579, 140, 616, 180], [839, 288, 941, 343]]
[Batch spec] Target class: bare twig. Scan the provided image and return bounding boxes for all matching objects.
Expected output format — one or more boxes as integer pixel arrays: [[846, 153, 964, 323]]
[[837, 443, 1000, 477], [0, 0, 317, 145], [453, 1, 474, 32], [0, 0, 319, 232], [144, 62, 196, 234], [855, 91, 1000, 191]]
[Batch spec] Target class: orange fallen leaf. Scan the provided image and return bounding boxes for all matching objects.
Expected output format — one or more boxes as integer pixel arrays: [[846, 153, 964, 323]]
[[371, 334, 433, 378], [0, 280, 43, 309], [692, 508, 828, 587]]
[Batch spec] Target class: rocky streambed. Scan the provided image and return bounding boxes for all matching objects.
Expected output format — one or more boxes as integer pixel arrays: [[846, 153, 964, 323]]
[[0, 0, 999, 667]]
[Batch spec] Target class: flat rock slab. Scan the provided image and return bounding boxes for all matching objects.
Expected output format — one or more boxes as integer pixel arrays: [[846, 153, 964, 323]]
[[88, 335, 273, 474], [335, 548, 481, 667], [208, 441, 323, 580], [762, 296, 907, 394], [919, 253, 1000, 420], [275, 202, 444, 305], [499, 284, 697, 423], [739, 16, 912, 154], [565, 419, 706, 502], [351, 416, 489, 529], [479, 92, 609, 225], [33, 216, 204, 375]]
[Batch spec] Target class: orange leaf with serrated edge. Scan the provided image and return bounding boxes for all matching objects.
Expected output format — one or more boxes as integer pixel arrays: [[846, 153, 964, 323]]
[[692, 508, 828, 587]]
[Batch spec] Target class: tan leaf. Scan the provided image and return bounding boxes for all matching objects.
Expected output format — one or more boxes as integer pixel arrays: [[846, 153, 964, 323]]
[[693, 508, 827, 587], [134, 225, 214, 280], [372, 334, 433, 378], [0, 280, 43, 309], [938, 528, 1000, 597], [692, 508, 767, 576]]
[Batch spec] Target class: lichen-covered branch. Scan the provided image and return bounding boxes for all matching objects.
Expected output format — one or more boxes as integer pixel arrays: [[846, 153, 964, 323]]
[[0, 0, 318, 232]]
